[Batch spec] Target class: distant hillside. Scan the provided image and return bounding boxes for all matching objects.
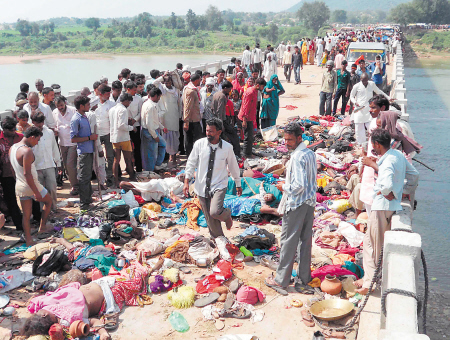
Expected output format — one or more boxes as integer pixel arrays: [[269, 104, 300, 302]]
[[286, 0, 410, 12]]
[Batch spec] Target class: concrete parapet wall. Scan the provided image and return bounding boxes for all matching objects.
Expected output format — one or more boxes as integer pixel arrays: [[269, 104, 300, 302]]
[[379, 43, 429, 340]]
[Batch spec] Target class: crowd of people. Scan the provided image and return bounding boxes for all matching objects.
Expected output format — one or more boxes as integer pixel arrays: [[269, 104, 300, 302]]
[[0, 26, 425, 340]]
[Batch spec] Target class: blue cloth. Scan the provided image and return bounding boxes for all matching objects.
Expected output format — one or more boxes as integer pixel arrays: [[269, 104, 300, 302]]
[[239, 225, 261, 237], [282, 142, 317, 212], [175, 209, 207, 228], [260, 74, 285, 121], [161, 203, 182, 214], [107, 199, 126, 208], [251, 249, 274, 256], [223, 195, 260, 216], [342, 261, 364, 279], [141, 128, 166, 171], [70, 111, 94, 154], [261, 174, 279, 185], [4, 244, 30, 255]]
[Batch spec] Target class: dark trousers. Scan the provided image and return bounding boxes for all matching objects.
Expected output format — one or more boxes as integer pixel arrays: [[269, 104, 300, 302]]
[[223, 121, 241, 157], [77, 153, 93, 208], [178, 120, 186, 155], [283, 64, 292, 82], [256, 101, 261, 129], [253, 62, 262, 77], [243, 121, 254, 156], [0, 177, 23, 230], [130, 127, 142, 172], [319, 91, 333, 116], [261, 119, 276, 129], [332, 88, 349, 115], [100, 134, 114, 187], [184, 122, 203, 157]]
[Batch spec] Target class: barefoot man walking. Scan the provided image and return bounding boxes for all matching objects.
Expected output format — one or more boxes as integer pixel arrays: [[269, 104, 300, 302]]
[[10, 126, 53, 245], [183, 117, 242, 238]]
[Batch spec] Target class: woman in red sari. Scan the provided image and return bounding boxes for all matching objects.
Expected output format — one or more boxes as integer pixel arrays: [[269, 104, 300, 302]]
[[232, 72, 246, 97]]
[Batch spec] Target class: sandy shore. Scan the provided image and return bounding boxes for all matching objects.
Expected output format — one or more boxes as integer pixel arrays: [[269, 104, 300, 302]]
[[0, 51, 237, 65]]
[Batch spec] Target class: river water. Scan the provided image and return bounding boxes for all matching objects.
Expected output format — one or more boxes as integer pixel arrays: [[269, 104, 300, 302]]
[[0, 54, 231, 110], [405, 59, 450, 338]]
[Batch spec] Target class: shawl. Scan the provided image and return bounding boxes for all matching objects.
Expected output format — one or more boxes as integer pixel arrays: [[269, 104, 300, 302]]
[[380, 111, 422, 155]]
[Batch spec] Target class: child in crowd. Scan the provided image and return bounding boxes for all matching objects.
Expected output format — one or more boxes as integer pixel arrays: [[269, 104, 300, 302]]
[[16, 110, 31, 133]]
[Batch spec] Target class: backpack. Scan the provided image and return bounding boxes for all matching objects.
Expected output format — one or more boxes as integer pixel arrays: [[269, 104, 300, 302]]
[[107, 205, 130, 222], [32, 250, 69, 276]]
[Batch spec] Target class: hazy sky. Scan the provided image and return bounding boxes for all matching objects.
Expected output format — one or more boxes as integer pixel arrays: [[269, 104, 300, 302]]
[[0, 0, 299, 23]]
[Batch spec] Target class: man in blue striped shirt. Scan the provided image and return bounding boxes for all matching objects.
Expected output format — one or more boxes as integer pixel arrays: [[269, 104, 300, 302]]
[[265, 123, 317, 295]]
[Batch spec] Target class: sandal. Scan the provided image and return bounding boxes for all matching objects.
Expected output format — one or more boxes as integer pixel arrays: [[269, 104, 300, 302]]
[[264, 275, 288, 296], [323, 329, 346, 339], [194, 274, 207, 283], [222, 306, 252, 319], [260, 257, 278, 271], [301, 309, 315, 327], [194, 293, 220, 308], [103, 312, 120, 331]]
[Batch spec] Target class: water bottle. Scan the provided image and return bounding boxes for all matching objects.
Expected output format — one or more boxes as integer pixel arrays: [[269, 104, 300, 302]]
[[169, 311, 189, 333]]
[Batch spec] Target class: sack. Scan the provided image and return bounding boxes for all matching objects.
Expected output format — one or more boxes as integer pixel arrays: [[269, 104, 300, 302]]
[[107, 205, 130, 222], [137, 238, 165, 256], [99, 222, 113, 242], [32, 250, 69, 276], [121, 191, 139, 208]]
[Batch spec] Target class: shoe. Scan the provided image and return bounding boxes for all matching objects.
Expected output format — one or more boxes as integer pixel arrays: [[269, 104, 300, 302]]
[[154, 163, 167, 171], [294, 282, 315, 295], [70, 189, 79, 196]]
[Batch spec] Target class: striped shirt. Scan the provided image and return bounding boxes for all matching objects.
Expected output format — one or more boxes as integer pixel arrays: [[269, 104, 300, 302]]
[[283, 143, 317, 212]]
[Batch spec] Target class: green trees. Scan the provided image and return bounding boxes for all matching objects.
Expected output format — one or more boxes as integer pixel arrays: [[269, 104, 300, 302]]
[[104, 28, 115, 42], [389, 0, 450, 26], [186, 9, 200, 32], [297, 1, 330, 33], [85, 18, 100, 30], [267, 23, 279, 43], [205, 6, 224, 31], [331, 10, 347, 23], [16, 19, 32, 36]]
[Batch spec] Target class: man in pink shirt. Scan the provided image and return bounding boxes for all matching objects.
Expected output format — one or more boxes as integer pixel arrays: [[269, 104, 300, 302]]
[[334, 49, 345, 70]]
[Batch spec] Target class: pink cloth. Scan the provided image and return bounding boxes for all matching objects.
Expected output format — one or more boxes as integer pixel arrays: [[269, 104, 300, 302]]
[[28, 282, 85, 324], [236, 285, 265, 305], [311, 265, 358, 281]]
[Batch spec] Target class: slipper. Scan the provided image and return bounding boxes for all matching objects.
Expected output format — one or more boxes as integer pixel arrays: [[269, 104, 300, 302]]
[[294, 282, 315, 295], [301, 309, 315, 327], [223, 292, 236, 311], [323, 330, 346, 339], [222, 306, 251, 319], [260, 258, 278, 271], [104, 312, 120, 331], [194, 293, 220, 308], [264, 276, 288, 296], [228, 278, 242, 293], [194, 274, 207, 283], [159, 220, 176, 229], [178, 266, 191, 274]]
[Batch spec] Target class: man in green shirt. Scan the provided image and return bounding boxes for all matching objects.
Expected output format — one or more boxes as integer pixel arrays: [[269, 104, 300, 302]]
[[332, 60, 351, 116]]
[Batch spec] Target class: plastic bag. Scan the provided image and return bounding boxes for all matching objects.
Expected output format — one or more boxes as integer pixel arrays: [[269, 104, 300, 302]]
[[261, 125, 278, 142], [327, 199, 352, 214], [121, 190, 139, 209], [337, 221, 365, 248]]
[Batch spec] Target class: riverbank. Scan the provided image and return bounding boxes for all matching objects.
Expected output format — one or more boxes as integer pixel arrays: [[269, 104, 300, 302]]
[[0, 51, 237, 65], [405, 30, 450, 60]]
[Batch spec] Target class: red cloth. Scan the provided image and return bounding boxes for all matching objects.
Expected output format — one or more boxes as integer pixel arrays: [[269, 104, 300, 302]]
[[49, 323, 64, 340], [0, 131, 23, 178], [238, 86, 258, 122], [337, 244, 360, 257], [232, 78, 245, 96], [316, 192, 329, 203], [226, 99, 234, 117], [236, 286, 265, 305], [311, 265, 359, 281], [134, 195, 145, 204], [196, 274, 222, 294]]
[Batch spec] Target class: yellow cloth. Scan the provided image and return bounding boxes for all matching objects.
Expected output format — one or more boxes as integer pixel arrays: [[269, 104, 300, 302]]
[[63, 227, 89, 242], [142, 202, 161, 219], [24, 242, 59, 260], [332, 254, 356, 265], [179, 197, 202, 231], [301, 43, 308, 65], [308, 277, 321, 288]]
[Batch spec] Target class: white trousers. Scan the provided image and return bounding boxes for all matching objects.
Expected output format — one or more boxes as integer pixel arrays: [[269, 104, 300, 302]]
[[355, 122, 370, 145]]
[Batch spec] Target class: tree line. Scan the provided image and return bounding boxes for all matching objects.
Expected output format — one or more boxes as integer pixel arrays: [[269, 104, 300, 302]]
[[388, 0, 450, 26]]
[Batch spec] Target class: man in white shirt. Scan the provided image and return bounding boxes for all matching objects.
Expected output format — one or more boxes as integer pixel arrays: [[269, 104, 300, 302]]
[[31, 112, 61, 211], [263, 54, 277, 82], [53, 97, 79, 195], [124, 81, 143, 172], [251, 43, 263, 77], [109, 81, 122, 104], [183, 117, 242, 238], [277, 41, 286, 66], [355, 128, 419, 294], [108, 93, 135, 187], [94, 84, 116, 188], [140, 87, 168, 172], [24, 92, 56, 129], [242, 45, 252, 74], [282, 46, 293, 83], [349, 73, 391, 144]]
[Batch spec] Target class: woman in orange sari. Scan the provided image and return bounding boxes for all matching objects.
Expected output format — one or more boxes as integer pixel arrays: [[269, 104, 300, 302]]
[[301, 39, 308, 66]]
